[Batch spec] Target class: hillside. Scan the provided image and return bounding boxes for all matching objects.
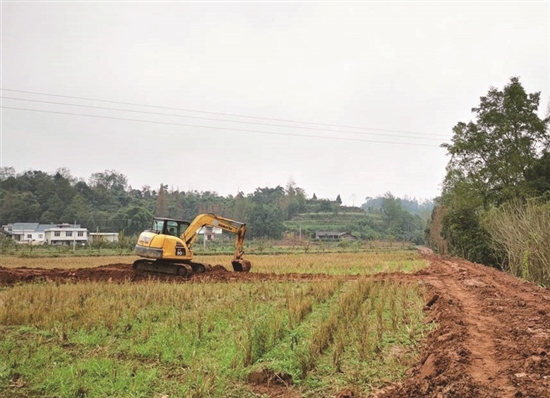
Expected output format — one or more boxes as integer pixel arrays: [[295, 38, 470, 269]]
[[284, 211, 383, 238], [284, 204, 425, 244]]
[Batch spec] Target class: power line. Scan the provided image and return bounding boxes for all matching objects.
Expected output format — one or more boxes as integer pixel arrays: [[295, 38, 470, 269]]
[[0, 88, 449, 138], [1, 106, 440, 147], [2, 96, 444, 142]]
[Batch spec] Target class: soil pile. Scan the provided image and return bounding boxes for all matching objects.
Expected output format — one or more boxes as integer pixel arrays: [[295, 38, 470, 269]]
[[0, 264, 339, 284]]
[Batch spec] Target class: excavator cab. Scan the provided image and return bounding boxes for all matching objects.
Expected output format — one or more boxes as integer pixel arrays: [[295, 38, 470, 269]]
[[152, 218, 189, 237]]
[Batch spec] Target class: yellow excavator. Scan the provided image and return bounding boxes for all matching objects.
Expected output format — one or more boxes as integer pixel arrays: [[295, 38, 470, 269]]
[[133, 213, 251, 276]]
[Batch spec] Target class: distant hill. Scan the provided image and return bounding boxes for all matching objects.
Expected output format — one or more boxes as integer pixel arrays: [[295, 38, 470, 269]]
[[284, 210, 384, 240], [284, 197, 427, 244]]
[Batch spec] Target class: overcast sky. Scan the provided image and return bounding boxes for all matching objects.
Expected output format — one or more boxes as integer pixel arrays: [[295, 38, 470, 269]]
[[1, 2, 548, 206]]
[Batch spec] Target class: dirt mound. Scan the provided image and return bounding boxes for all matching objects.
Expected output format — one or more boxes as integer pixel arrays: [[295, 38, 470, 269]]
[[247, 367, 299, 398], [0, 264, 135, 285], [1, 252, 549, 397], [248, 367, 293, 386], [0, 263, 337, 285]]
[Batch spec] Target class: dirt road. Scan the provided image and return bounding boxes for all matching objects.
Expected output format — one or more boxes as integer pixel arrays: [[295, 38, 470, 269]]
[[1, 252, 549, 397], [376, 251, 550, 398]]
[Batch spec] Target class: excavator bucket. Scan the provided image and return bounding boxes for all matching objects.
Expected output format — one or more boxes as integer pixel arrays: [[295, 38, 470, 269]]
[[232, 259, 251, 272]]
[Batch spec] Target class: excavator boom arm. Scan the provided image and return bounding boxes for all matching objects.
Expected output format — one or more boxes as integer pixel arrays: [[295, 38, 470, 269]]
[[181, 213, 247, 259]]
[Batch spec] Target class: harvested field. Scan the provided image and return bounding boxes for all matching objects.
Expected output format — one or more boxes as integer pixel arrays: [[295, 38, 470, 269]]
[[0, 250, 549, 397]]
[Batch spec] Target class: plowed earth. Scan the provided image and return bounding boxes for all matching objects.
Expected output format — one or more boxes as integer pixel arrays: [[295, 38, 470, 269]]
[[1, 251, 549, 398]]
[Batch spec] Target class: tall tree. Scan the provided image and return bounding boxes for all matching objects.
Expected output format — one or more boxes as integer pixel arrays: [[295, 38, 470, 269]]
[[0, 167, 16, 181], [438, 77, 549, 265], [155, 184, 168, 217], [525, 152, 550, 196], [281, 180, 306, 220], [441, 77, 549, 204], [62, 193, 92, 225], [89, 170, 128, 192], [247, 204, 284, 239]]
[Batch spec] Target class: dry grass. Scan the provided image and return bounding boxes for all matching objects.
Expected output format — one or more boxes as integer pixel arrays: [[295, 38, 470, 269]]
[[197, 250, 425, 275], [0, 255, 140, 269], [484, 199, 550, 285]]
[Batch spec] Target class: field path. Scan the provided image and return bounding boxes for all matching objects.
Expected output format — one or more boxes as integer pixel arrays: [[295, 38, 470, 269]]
[[377, 252, 550, 398]]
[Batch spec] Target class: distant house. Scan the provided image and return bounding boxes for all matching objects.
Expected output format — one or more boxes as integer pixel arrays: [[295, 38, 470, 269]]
[[44, 224, 88, 245], [36, 223, 58, 243], [3, 223, 42, 244], [2, 223, 58, 245], [2, 223, 89, 245], [88, 232, 119, 243], [198, 226, 222, 241], [315, 231, 358, 241]]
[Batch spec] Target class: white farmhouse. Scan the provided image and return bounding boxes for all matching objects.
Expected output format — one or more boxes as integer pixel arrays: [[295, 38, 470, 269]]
[[3, 223, 91, 245], [2, 223, 56, 245], [44, 224, 88, 245]]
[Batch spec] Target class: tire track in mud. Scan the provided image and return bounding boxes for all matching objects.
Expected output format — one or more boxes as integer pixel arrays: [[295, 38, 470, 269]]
[[430, 260, 512, 395]]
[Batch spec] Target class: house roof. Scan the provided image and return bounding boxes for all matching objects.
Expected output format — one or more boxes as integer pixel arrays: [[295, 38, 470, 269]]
[[316, 231, 347, 236], [45, 226, 86, 231], [11, 223, 39, 231], [9, 223, 85, 232], [36, 224, 57, 232], [315, 231, 358, 239]]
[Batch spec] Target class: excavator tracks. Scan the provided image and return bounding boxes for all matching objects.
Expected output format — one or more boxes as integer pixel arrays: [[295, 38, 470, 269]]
[[132, 260, 220, 277]]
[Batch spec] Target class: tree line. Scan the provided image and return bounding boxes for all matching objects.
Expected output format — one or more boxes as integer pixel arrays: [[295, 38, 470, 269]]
[[0, 166, 430, 243], [0, 171, 311, 239], [426, 77, 550, 285], [361, 193, 432, 244]]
